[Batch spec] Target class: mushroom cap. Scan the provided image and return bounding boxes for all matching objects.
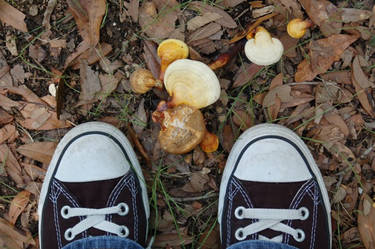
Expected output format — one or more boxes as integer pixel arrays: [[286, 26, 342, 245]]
[[164, 59, 221, 109], [157, 39, 189, 64], [244, 27, 284, 66], [287, 18, 309, 39], [130, 68, 161, 94], [158, 105, 206, 154]]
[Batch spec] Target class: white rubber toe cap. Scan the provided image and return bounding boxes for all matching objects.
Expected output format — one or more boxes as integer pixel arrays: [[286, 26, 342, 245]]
[[55, 133, 130, 182], [234, 138, 311, 182]]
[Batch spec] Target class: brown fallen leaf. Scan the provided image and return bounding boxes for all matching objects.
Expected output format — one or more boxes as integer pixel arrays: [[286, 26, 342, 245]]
[[182, 172, 209, 193], [67, 0, 106, 48], [187, 12, 222, 31], [0, 0, 28, 32], [1, 85, 44, 105], [188, 1, 237, 29], [264, 73, 283, 121], [278, 0, 304, 19], [188, 23, 222, 43], [280, 33, 298, 58], [29, 44, 46, 63], [233, 109, 253, 131], [341, 8, 372, 23], [352, 56, 375, 118], [22, 163, 46, 180], [263, 85, 293, 107], [0, 94, 22, 111], [0, 217, 35, 248], [222, 0, 246, 8], [19, 103, 71, 130], [76, 60, 101, 106], [71, 42, 112, 70], [17, 142, 57, 164], [0, 108, 13, 125], [143, 40, 161, 79], [139, 0, 179, 39], [298, 0, 342, 37], [0, 144, 24, 186], [324, 112, 349, 137], [358, 194, 375, 249], [153, 229, 194, 247], [321, 71, 352, 85], [233, 63, 263, 88], [98, 73, 121, 100], [295, 34, 358, 82], [221, 124, 234, 153], [7, 190, 31, 225], [0, 124, 17, 144], [125, 0, 139, 22]]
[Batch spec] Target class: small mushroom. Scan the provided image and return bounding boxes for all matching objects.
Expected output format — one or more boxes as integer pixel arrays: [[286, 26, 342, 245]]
[[164, 59, 220, 109], [152, 103, 206, 154], [157, 39, 189, 80], [130, 68, 162, 94], [244, 26, 284, 66], [287, 18, 312, 39], [200, 131, 219, 153]]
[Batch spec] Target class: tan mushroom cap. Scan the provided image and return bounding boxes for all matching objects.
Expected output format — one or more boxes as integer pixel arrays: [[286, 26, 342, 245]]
[[130, 68, 162, 94], [244, 27, 284, 66], [164, 59, 221, 109], [156, 104, 206, 154]]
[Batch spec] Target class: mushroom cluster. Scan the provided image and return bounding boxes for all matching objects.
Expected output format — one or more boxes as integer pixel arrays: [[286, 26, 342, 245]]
[[130, 39, 220, 154]]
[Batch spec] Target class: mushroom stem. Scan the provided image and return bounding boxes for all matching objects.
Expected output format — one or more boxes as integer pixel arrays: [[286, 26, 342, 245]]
[[208, 40, 246, 70], [253, 27, 273, 46]]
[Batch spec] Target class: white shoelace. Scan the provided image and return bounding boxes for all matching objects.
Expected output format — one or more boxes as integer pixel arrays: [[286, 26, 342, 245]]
[[234, 206, 309, 243], [61, 203, 129, 241]]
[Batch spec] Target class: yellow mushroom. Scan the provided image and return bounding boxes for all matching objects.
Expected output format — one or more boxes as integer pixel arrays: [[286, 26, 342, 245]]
[[200, 131, 219, 153], [157, 39, 189, 80], [287, 18, 312, 39], [244, 26, 284, 66], [130, 68, 162, 94]]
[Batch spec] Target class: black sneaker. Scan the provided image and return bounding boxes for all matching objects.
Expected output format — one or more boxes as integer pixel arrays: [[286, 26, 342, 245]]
[[38, 122, 150, 249], [218, 124, 331, 248]]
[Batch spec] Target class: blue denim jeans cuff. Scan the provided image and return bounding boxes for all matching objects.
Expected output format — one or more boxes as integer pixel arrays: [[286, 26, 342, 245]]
[[61, 236, 144, 249], [227, 240, 299, 249]]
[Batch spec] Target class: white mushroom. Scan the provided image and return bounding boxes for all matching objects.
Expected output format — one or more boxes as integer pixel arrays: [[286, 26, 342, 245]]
[[244, 26, 284, 66], [164, 59, 220, 109]]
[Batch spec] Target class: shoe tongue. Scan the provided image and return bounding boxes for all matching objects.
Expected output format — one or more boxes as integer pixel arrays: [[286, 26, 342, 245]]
[[235, 177, 309, 240], [62, 176, 123, 209]]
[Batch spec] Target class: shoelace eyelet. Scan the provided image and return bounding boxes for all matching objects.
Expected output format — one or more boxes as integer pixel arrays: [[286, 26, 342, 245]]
[[64, 228, 75, 241], [294, 229, 305, 242], [299, 207, 309, 220], [118, 225, 129, 237], [61, 206, 71, 219], [235, 228, 246, 241], [117, 203, 129, 216], [235, 206, 245, 219]]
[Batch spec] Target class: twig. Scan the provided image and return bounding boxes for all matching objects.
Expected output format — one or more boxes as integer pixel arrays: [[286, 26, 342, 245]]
[[42, 0, 58, 31]]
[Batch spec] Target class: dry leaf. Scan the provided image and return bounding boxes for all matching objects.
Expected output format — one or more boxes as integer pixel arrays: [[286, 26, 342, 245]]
[[341, 8, 372, 23], [298, 0, 342, 37], [22, 163, 46, 180], [233, 110, 252, 130], [0, 144, 24, 186], [71, 42, 112, 70], [127, 0, 139, 22], [252, 6, 275, 18], [187, 12, 222, 31], [1, 85, 44, 104], [77, 60, 101, 105], [0, 0, 28, 32], [199, 223, 220, 249], [6, 34, 18, 56], [139, 0, 179, 39], [143, 40, 161, 79], [352, 56, 375, 117], [233, 63, 263, 88], [98, 73, 121, 100], [321, 71, 352, 85], [0, 108, 13, 125], [280, 33, 298, 58], [0, 124, 17, 144], [222, 0, 245, 8], [188, 23, 222, 42], [221, 124, 234, 153], [29, 44, 46, 63], [132, 98, 147, 135], [188, 1, 237, 29], [278, 0, 304, 18], [324, 112, 349, 137], [295, 34, 358, 82], [153, 229, 194, 247], [67, 0, 106, 48], [17, 142, 57, 164], [263, 85, 292, 107], [358, 194, 375, 249], [7, 190, 31, 225], [182, 172, 209, 193], [0, 217, 35, 248]]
